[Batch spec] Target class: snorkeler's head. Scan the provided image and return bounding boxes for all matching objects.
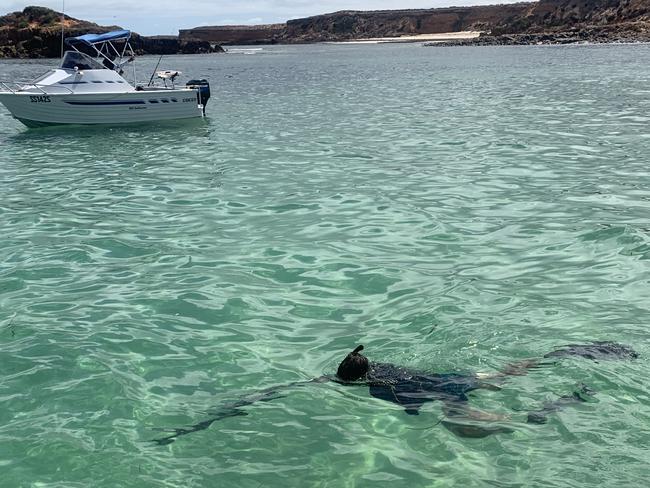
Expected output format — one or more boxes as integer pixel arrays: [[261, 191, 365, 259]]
[[336, 345, 369, 382]]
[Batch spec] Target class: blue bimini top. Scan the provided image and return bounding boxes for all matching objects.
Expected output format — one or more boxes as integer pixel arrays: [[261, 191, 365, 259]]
[[65, 30, 131, 46]]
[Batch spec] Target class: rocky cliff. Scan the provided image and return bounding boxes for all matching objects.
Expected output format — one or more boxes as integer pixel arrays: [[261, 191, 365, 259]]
[[180, 24, 285, 45], [180, 1, 650, 45], [0, 6, 222, 58], [495, 0, 650, 33], [431, 0, 650, 45], [180, 4, 534, 44], [280, 5, 532, 42]]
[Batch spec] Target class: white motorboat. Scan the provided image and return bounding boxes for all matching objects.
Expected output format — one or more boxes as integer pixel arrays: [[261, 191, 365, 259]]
[[0, 30, 211, 127]]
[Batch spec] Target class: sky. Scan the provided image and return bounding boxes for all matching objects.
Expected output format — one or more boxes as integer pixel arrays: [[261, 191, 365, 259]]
[[3, 1, 522, 35]]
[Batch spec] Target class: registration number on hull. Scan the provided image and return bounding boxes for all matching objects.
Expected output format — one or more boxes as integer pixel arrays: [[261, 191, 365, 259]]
[[29, 95, 51, 103]]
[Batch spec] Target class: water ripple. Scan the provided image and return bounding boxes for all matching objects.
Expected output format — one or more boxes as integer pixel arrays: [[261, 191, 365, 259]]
[[1, 44, 650, 487]]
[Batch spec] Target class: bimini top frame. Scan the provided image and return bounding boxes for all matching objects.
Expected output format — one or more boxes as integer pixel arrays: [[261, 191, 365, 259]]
[[64, 30, 135, 77]]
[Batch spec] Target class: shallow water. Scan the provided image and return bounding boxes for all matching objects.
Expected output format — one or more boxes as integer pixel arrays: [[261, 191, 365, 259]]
[[1, 43, 650, 487]]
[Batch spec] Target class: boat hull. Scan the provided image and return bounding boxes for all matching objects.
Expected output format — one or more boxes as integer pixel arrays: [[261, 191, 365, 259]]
[[0, 89, 204, 127]]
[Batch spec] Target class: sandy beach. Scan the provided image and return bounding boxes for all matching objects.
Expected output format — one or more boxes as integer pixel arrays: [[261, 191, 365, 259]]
[[330, 31, 482, 44]]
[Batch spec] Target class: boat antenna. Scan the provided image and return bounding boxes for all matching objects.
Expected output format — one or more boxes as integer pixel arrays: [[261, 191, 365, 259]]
[[60, 0, 65, 59], [148, 55, 163, 86]]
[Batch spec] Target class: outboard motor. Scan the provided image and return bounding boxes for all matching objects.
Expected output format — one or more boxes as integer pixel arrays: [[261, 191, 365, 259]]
[[186, 79, 211, 115]]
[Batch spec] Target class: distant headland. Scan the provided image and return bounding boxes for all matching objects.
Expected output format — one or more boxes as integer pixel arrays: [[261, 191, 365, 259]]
[[0, 6, 223, 58], [1, 1, 649, 58]]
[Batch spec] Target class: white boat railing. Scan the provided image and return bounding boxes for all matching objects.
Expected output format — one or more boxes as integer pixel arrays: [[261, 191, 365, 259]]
[[0, 81, 74, 95]]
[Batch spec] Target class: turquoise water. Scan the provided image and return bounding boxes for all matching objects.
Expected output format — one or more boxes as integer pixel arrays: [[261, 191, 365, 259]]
[[1, 43, 650, 487]]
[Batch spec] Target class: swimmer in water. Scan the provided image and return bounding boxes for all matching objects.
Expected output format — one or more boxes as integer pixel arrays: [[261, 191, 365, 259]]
[[333, 345, 517, 438], [151, 341, 638, 445]]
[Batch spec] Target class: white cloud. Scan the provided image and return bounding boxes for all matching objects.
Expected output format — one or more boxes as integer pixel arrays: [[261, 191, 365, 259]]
[[2, 1, 522, 35]]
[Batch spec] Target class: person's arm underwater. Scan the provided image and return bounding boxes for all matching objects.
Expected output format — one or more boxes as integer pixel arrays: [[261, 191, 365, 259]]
[[150, 343, 371, 446], [475, 358, 547, 381], [151, 376, 329, 446]]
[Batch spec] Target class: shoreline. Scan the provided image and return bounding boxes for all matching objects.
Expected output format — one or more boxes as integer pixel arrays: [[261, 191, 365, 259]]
[[426, 33, 650, 47], [326, 31, 481, 44], [425, 22, 650, 47], [2, 4, 649, 57]]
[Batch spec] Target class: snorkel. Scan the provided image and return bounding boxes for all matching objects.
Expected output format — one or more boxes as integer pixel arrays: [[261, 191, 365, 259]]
[[336, 345, 369, 382]]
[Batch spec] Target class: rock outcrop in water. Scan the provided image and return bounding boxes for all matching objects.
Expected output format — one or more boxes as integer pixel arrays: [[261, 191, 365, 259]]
[[0, 6, 223, 58]]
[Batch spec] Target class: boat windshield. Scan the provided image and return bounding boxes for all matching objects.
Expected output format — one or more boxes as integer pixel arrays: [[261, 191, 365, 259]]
[[60, 51, 105, 70]]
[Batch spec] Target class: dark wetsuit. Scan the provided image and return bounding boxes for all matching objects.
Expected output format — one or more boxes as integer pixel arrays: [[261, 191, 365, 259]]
[[362, 363, 483, 415]]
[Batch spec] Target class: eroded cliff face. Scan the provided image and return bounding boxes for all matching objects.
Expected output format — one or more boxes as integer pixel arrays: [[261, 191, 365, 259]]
[[180, 24, 285, 45], [428, 0, 650, 45], [281, 5, 532, 42], [494, 0, 650, 33], [179, 4, 534, 44], [0, 6, 222, 58], [179, 1, 650, 45]]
